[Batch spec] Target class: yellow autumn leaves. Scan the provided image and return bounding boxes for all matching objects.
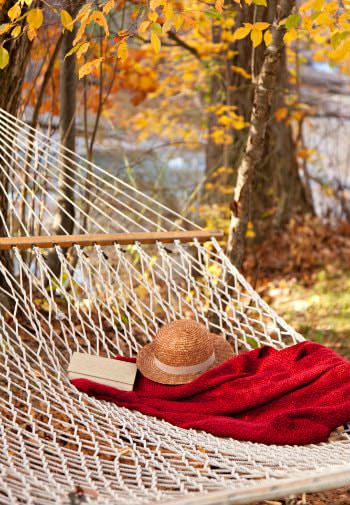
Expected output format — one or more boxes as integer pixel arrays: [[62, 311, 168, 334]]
[[27, 8, 43, 29], [1, 0, 349, 78], [115, 0, 185, 61], [60, 10, 74, 32], [289, 0, 350, 65], [207, 105, 248, 146], [62, 3, 111, 79], [135, 1, 184, 57], [0, 47, 9, 70], [0, 2, 72, 68], [78, 58, 103, 79], [150, 31, 161, 54], [117, 41, 128, 62], [233, 22, 272, 48], [0, 1, 113, 73], [0, 2, 44, 68]]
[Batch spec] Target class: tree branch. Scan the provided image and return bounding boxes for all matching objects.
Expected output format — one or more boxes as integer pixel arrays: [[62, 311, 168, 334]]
[[167, 31, 201, 60], [31, 32, 64, 128]]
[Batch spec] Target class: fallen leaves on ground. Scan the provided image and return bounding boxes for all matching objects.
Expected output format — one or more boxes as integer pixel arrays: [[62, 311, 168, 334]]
[[244, 216, 350, 288]]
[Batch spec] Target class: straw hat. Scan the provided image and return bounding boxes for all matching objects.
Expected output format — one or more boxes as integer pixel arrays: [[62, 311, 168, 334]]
[[136, 319, 233, 385]]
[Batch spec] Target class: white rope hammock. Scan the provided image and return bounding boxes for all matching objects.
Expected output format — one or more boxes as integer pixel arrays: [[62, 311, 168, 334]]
[[0, 106, 349, 505]]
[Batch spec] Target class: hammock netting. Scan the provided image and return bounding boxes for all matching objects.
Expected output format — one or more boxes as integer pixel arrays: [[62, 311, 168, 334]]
[[0, 107, 350, 505]]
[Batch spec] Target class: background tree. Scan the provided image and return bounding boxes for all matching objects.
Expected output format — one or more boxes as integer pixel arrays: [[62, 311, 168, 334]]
[[226, 0, 297, 269], [0, 0, 40, 292], [46, 2, 80, 277], [205, 1, 313, 241]]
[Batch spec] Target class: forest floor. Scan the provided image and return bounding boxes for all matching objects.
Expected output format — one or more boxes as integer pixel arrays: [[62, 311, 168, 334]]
[[243, 217, 350, 505]]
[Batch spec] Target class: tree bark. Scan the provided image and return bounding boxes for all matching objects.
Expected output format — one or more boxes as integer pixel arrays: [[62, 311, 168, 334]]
[[226, 0, 297, 270], [205, 0, 312, 234], [0, 1, 39, 115], [205, 3, 257, 204], [46, 26, 78, 277], [205, 23, 226, 186], [57, 27, 77, 236], [252, 48, 314, 232], [0, 0, 39, 288]]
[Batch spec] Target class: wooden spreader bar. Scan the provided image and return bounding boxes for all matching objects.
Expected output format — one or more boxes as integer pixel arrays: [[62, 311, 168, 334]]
[[0, 230, 223, 251]]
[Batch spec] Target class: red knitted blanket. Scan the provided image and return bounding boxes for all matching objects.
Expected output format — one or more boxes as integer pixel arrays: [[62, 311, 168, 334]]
[[71, 341, 350, 445]]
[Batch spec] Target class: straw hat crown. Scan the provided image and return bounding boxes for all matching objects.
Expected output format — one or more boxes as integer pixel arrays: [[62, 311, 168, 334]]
[[136, 319, 234, 385], [154, 320, 213, 366]]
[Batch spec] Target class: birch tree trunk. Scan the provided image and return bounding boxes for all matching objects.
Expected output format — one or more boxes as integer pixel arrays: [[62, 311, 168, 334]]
[[205, 0, 312, 235], [226, 0, 296, 270]]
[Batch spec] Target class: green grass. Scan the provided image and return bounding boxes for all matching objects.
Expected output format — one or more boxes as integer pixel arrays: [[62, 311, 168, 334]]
[[266, 268, 350, 359]]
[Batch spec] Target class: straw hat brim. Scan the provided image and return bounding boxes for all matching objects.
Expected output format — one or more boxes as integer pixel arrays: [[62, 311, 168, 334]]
[[136, 334, 233, 385]]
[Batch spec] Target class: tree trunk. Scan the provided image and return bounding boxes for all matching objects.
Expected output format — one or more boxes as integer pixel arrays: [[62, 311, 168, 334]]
[[226, 0, 297, 270], [0, 1, 38, 115], [205, 5, 252, 204], [205, 0, 312, 233], [57, 27, 77, 236], [46, 26, 77, 277], [0, 0, 39, 289], [205, 23, 225, 185], [255, 44, 314, 231]]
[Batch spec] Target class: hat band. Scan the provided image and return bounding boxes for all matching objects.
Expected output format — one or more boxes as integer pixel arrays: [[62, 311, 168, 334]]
[[153, 352, 215, 376]]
